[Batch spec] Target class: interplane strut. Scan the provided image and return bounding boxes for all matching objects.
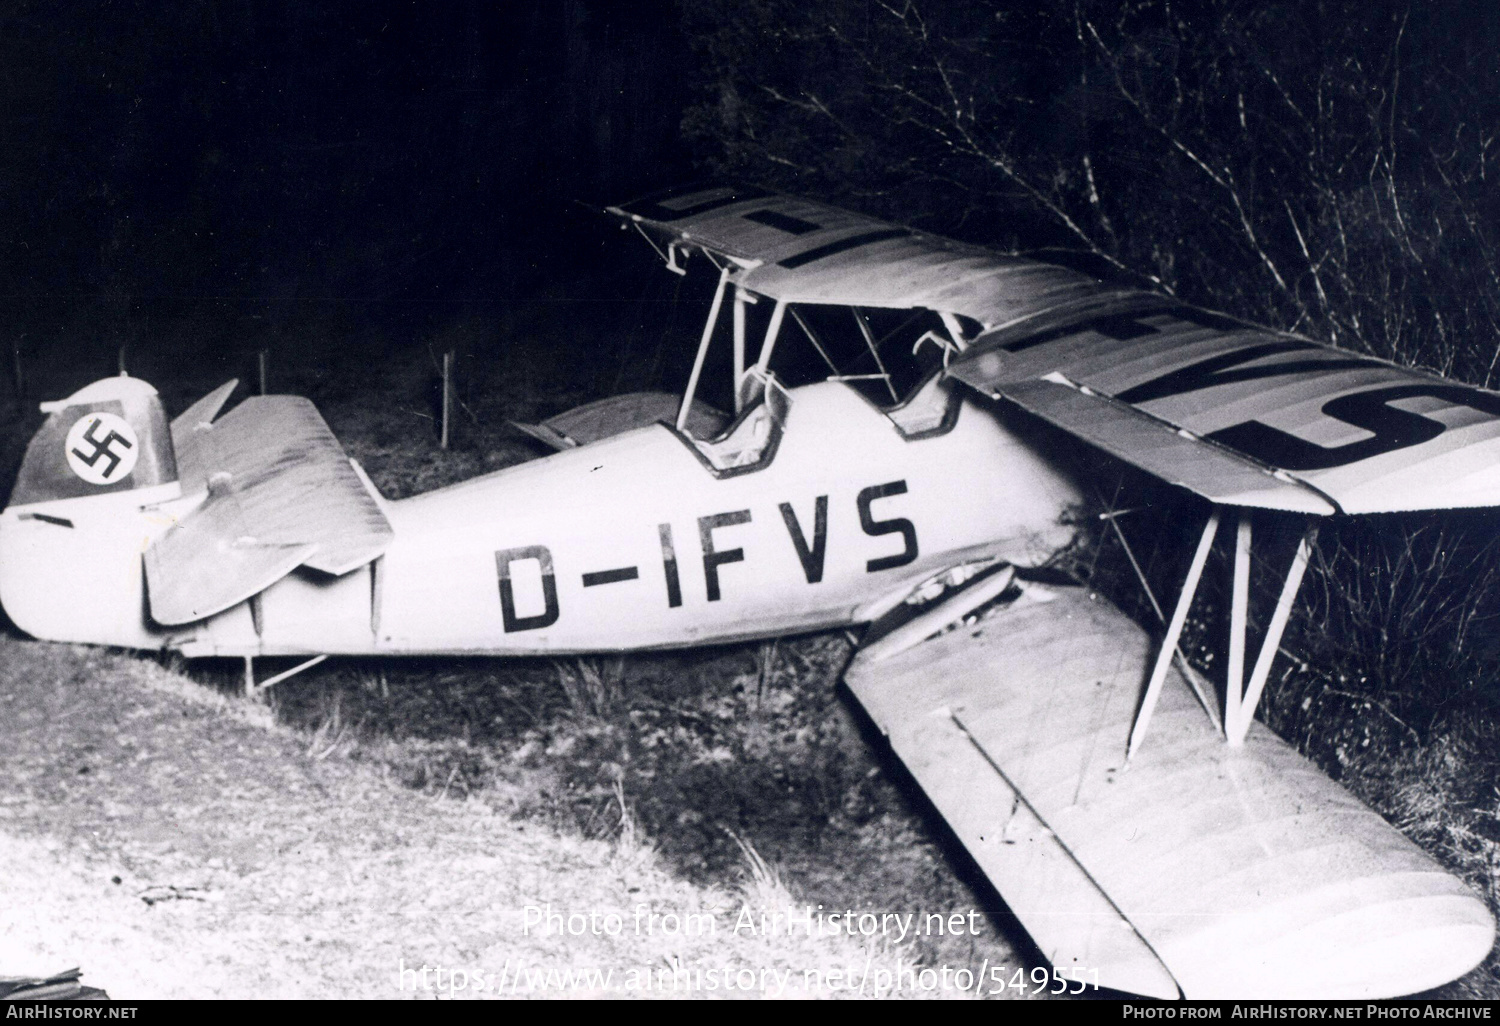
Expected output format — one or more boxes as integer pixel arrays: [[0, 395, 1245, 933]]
[[1127, 507, 1320, 759]]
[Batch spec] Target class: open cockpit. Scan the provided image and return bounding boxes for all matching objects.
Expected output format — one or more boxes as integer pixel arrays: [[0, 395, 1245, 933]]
[[513, 251, 979, 472]]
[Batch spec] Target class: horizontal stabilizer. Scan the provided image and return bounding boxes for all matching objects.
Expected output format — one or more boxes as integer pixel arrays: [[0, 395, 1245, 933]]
[[147, 393, 393, 625], [846, 586, 1494, 998], [145, 483, 317, 625], [170, 379, 240, 450]]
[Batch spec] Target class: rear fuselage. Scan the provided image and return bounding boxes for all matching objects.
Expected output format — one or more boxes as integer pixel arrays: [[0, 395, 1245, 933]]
[[1, 381, 1081, 657]]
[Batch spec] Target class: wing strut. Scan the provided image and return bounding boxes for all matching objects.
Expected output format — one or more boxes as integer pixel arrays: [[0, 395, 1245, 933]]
[[676, 265, 730, 431], [1225, 512, 1253, 735], [1127, 508, 1219, 761], [732, 285, 748, 411], [755, 299, 788, 374], [1227, 523, 1318, 745], [1105, 510, 1221, 731], [852, 308, 900, 403], [1128, 506, 1320, 759]]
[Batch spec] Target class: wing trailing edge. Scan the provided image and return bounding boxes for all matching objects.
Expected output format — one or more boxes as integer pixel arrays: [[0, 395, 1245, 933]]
[[996, 376, 1337, 514]]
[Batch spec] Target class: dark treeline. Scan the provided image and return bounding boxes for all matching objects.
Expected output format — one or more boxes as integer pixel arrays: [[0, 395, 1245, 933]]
[[0, 0, 690, 306]]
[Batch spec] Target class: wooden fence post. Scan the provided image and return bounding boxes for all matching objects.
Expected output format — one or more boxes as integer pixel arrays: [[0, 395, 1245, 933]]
[[440, 350, 454, 449]]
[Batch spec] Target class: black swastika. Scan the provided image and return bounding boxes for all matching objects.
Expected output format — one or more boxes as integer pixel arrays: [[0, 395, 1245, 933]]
[[71, 417, 134, 480]]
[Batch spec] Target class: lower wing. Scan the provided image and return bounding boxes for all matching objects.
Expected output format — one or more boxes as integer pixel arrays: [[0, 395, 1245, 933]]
[[845, 583, 1493, 999]]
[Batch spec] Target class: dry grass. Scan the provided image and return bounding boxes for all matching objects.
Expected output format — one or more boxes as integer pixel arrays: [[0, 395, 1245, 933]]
[[260, 636, 1032, 986], [0, 634, 958, 999]]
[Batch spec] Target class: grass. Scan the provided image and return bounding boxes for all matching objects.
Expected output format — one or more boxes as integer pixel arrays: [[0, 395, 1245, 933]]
[[241, 631, 1023, 980], [0, 633, 971, 999]]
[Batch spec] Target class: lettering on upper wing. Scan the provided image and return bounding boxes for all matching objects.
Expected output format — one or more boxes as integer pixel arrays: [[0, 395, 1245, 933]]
[[494, 481, 916, 632], [627, 191, 920, 272], [1115, 341, 1368, 406], [624, 185, 772, 223], [1004, 318, 1500, 472], [1208, 384, 1500, 471]]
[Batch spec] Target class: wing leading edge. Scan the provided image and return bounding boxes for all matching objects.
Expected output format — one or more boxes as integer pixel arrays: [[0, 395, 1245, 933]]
[[609, 184, 1121, 330], [845, 585, 1494, 999]]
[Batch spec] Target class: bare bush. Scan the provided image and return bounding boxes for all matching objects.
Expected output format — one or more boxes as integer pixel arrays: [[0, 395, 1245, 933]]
[[684, 1, 1500, 379], [1289, 516, 1500, 719]]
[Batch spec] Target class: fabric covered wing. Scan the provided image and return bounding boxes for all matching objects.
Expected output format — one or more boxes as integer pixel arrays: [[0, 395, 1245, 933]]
[[998, 377, 1335, 514], [951, 306, 1500, 513], [613, 186, 1500, 514], [609, 185, 1112, 330], [845, 586, 1493, 999], [147, 392, 393, 625]]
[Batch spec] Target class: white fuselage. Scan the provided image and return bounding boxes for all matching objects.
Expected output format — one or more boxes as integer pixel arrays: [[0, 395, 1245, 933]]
[[0, 382, 1081, 657]]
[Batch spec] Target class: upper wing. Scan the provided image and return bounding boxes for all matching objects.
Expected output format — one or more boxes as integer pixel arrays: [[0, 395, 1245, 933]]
[[608, 184, 1127, 330], [146, 389, 393, 625], [845, 584, 1494, 998], [949, 304, 1500, 514], [613, 184, 1500, 515]]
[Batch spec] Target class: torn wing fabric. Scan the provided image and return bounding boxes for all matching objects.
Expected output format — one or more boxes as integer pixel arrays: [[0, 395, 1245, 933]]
[[147, 392, 393, 625], [612, 184, 1500, 514]]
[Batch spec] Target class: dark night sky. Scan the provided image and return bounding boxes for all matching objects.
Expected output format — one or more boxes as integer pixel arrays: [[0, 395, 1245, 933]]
[[0, 0, 694, 305]]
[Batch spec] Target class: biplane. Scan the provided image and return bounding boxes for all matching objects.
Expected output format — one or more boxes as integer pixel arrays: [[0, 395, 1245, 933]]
[[1, 183, 1496, 998]]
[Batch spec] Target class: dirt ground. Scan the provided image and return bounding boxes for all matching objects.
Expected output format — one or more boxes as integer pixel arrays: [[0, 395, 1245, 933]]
[[0, 635, 950, 999]]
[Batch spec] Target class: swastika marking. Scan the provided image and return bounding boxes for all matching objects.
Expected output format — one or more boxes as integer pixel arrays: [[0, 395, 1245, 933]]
[[65, 412, 139, 485]]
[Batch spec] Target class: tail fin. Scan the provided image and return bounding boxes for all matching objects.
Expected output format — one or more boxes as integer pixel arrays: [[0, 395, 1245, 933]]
[[8, 376, 178, 508]]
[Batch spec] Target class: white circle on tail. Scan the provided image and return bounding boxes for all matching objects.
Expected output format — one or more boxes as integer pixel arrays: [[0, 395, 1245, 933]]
[[64, 412, 140, 485]]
